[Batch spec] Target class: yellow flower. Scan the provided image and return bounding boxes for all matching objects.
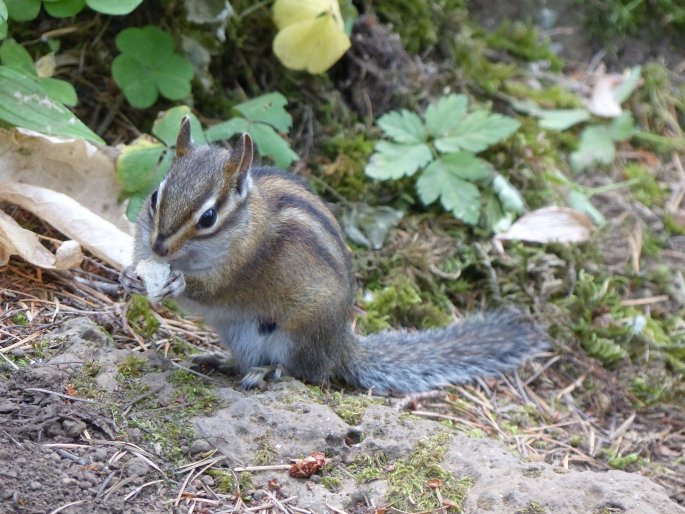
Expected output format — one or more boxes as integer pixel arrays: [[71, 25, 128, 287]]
[[272, 0, 351, 74]]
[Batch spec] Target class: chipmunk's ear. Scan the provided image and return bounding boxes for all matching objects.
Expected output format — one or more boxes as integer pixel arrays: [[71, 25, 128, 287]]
[[225, 132, 254, 195], [176, 116, 192, 157]]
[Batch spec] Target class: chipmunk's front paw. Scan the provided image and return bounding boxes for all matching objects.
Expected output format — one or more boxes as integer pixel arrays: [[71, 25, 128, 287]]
[[158, 269, 185, 301], [131, 259, 185, 303], [240, 365, 283, 390], [120, 265, 146, 295]]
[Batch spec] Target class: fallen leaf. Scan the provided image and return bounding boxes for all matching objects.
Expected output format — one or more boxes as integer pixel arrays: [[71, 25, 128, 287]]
[[494, 207, 593, 245], [289, 451, 326, 478], [586, 75, 622, 118], [0, 182, 133, 270]]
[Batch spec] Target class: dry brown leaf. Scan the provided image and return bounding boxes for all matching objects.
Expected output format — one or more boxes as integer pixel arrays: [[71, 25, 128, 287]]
[[0, 182, 132, 270], [0, 128, 131, 232], [289, 451, 326, 478], [494, 207, 593, 246]]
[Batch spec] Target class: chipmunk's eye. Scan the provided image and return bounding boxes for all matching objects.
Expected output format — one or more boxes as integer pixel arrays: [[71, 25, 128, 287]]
[[197, 208, 217, 229], [150, 190, 158, 212]]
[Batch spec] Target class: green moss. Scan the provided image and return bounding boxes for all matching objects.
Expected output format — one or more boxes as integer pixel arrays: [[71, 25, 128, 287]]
[[318, 133, 375, 201], [623, 163, 666, 208], [372, 0, 467, 54], [519, 501, 548, 514], [117, 354, 149, 378], [11, 312, 29, 326], [167, 370, 221, 415], [127, 295, 161, 338], [505, 81, 583, 109], [207, 469, 236, 494], [483, 21, 563, 71], [605, 450, 641, 470], [347, 452, 387, 483], [386, 432, 471, 511], [321, 475, 343, 491], [357, 277, 452, 334], [70, 360, 103, 399], [254, 435, 277, 466]]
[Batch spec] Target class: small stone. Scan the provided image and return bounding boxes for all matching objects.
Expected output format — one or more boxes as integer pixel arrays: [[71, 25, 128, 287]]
[[126, 457, 150, 477], [61, 477, 77, 486], [62, 420, 87, 438], [93, 448, 108, 461], [45, 421, 63, 437], [79, 481, 91, 490], [2, 470, 18, 479], [309, 474, 321, 483], [14, 457, 27, 466], [189, 439, 213, 455], [252, 490, 267, 501], [201, 475, 214, 487], [127, 428, 143, 443], [29, 481, 41, 490]]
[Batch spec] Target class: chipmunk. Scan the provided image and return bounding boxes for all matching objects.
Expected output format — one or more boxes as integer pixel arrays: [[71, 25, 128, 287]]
[[120, 117, 548, 395]]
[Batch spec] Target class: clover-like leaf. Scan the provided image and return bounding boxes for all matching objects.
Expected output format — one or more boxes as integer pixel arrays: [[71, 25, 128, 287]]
[[112, 26, 194, 108], [6, 0, 40, 21], [86, 0, 142, 15], [365, 141, 432, 180], [272, 0, 350, 74], [436, 110, 521, 153], [416, 154, 483, 225], [44, 0, 86, 17], [424, 94, 468, 137], [377, 109, 427, 144], [0, 65, 102, 143]]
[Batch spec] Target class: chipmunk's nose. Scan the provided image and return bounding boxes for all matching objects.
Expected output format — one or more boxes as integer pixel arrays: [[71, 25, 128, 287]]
[[152, 237, 169, 257]]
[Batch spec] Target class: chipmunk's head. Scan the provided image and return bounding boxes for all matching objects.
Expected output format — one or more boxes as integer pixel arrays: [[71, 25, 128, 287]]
[[145, 116, 255, 271]]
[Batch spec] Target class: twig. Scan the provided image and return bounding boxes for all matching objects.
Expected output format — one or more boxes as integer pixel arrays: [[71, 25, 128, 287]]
[[23, 388, 98, 403]]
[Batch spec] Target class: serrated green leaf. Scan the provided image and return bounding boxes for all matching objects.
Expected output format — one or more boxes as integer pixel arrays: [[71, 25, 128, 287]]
[[153, 106, 206, 147], [365, 141, 432, 180], [249, 123, 299, 167], [6, 0, 40, 21], [416, 155, 482, 224], [492, 174, 525, 213], [86, 0, 142, 15], [537, 108, 591, 131], [234, 92, 292, 132], [0, 39, 35, 75], [570, 125, 615, 172], [116, 139, 167, 193], [377, 109, 427, 144], [608, 112, 635, 141], [424, 94, 468, 137], [44, 0, 86, 17], [435, 110, 520, 153], [204, 117, 251, 143], [0, 65, 103, 143], [38, 76, 77, 106]]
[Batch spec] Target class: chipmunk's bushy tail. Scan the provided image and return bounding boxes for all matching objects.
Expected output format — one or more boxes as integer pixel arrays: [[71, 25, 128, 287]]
[[340, 309, 549, 395]]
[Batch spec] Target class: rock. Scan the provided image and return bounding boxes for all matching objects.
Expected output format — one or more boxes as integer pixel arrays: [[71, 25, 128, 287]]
[[189, 439, 213, 455], [125, 457, 150, 477], [62, 419, 86, 438]]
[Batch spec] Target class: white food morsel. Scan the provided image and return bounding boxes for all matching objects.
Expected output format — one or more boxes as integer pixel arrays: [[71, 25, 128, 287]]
[[135, 259, 171, 303]]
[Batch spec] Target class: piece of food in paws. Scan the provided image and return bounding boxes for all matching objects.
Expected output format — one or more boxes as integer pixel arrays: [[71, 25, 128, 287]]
[[135, 259, 171, 303]]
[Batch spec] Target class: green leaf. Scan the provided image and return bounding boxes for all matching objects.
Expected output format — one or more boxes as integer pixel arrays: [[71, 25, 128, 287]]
[[0, 65, 103, 143], [567, 190, 606, 226], [86, 0, 142, 15], [537, 108, 591, 131], [613, 66, 641, 104], [0, 39, 35, 75], [6, 0, 40, 21], [111, 55, 158, 108], [377, 109, 427, 144], [570, 125, 615, 172], [152, 106, 206, 147], [492, 174, 524, 213], [0, 1, 8, 40], [416, 156, 481, 224], [365, 141, 432, 180], [249, 123, 299, 167], [608, 112, 635, 141], [435, 110, 520, 153], [38, 76, 77, 106], [424, 94, 468, 137], [117, 139, 167, 194], [234, 92, 292, 132], [112, 26, 194, 108], [44, 0, 86, 17], [205, 117, 250, 143]]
